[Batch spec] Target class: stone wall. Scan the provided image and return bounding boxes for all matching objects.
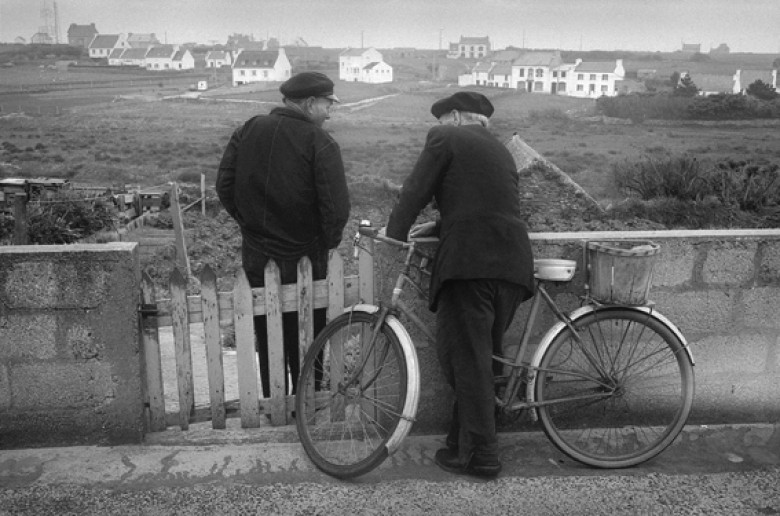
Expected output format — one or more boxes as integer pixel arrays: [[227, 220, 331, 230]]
[[0, 243, 143, 448], [373, 230, 780, 434]]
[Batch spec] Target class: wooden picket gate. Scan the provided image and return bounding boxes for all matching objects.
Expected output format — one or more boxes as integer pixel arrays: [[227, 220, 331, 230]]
[[139, 247, 375, 433]]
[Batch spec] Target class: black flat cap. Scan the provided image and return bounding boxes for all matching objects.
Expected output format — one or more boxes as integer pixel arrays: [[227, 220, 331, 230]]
[[280, 72, 340, 102], [430, 91, 494, 119]]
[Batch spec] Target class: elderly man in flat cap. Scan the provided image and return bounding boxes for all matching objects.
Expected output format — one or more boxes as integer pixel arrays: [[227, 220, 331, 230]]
[[386, 91, 535, 478], [217, 72, 350, 398]]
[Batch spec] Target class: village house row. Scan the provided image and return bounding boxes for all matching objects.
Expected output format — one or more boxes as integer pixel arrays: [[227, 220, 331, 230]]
[[68, 25, 778, 98]]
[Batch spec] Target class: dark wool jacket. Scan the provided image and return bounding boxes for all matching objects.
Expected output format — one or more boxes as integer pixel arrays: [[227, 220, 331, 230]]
[[386, 124, 535, 311], [216, 107, 350, 260]]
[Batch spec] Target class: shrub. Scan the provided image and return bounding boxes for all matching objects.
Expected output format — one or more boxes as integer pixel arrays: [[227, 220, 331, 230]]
[[707, 160, 780, 211], [612, 155, 711, 201], [25, 196, 115, 244]]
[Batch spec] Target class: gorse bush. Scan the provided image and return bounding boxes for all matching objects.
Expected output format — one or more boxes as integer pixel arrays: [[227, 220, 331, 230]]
[[597, 92, 780, 121], [612, 155, 710, 201], [611, 154, 780, 227]]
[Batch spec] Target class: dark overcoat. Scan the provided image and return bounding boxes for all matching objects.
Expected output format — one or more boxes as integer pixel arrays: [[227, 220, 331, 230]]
[[386, 124, 535, 310]]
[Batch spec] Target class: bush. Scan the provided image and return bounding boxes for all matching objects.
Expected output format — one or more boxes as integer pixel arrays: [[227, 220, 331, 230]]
[[612, 155, 711, 201], [708, 160, 780, 211], [24, 195, 115, 244]]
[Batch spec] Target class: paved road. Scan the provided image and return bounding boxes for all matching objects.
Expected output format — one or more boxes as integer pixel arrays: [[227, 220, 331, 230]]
[[1, 423, 778, 514]]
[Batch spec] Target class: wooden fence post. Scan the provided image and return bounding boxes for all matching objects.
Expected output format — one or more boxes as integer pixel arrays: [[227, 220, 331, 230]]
[[201, 265, 226, 429], [140, 272, 167, 432], [264, 260, 286, 425], [234, 269, 261, 428], [13, 193, 28, 245], [170, 268, 195, 430], [170, 182, 191, 277]]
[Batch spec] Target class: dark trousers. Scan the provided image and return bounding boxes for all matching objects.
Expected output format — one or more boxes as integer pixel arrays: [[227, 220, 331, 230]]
[[243, 244, 328, 396], [435, 279, 528, 463]]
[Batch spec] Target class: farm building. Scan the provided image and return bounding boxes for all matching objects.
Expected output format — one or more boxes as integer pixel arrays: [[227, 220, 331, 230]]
[[682, 72, 739, 95], [736, 69, 778, 94], [67, 23, 98, 48], [89, 34, 128, 59], [339, 48, 393, 83], [512, 51, 566, 93], [205, 50, 232, 68], [568, 59, 625, 98], [231, 49, 291, 86], [447, 36, 491, 59]]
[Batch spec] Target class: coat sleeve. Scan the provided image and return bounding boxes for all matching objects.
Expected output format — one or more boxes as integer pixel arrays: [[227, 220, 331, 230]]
[[386, 127, 450, 241], [215, 126, 243, 221], [314, 137, 351, 249]]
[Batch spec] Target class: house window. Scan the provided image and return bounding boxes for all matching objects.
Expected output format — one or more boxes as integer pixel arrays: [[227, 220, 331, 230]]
[[602, 74, 608, 81], [518, 69, 524, 77], [589, 84, 596, 92], [536, 69, 543, 77], [558, 82, 566, 92], [589, 74, 596, 80], [601, 84, 608, 92], [552, 71, 557, 78], [577, 84, 584, 91], [560, 71, 566, 78], [252, 70, 257, 76], [534, 81, 543, 91], [263, 70, 268, 78], [240, 70, 245, 76], [578, 73, 584, 80]]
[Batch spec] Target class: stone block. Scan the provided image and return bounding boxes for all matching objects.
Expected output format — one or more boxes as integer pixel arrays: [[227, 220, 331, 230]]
[[742, 287, 780, 329], [652, 290, 734, 334], [0, 314, 56, 360], [759, 241, 780, 284], [0, 365, 9, 409], [11, 362, 114, 410], [689, 333, 771, 375], [2, 259, 112, 309], [702, 241, 757, 285], [653, 240, 695, 288]]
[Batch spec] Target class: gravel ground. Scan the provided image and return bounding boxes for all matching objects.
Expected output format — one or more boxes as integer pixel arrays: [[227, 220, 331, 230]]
[[2, 468, 778, 515]]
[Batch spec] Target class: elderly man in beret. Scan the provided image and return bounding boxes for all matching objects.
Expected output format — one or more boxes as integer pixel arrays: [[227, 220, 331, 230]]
[[386, 91, 535, 478], [217, 72, 350, 398]]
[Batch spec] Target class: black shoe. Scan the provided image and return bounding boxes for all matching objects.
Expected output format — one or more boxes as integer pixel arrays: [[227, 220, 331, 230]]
[[434, 448, 502, 478]]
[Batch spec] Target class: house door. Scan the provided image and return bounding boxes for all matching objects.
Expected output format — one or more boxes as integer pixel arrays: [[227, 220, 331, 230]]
[[551, 82, 557, 94], [526, 80, 533, 92]]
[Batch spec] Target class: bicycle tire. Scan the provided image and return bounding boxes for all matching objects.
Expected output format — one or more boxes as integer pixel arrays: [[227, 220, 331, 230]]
[[535, 308, 694, 468], [295, 310, 415, 478]]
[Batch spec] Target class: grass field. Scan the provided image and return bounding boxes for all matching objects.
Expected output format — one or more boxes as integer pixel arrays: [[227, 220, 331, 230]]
[[2, 61, 780, 212]]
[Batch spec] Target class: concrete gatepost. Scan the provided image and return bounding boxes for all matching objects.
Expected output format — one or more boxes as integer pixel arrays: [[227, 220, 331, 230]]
[[0, 243, 144, 448]]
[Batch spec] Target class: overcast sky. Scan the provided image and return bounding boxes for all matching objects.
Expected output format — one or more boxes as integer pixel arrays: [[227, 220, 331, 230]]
[[1, 0, 779, 53]]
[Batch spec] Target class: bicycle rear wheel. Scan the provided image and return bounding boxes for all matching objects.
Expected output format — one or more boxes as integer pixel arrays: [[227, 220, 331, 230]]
[[295, 311, 412, 478], [536, 308, 694, 468]]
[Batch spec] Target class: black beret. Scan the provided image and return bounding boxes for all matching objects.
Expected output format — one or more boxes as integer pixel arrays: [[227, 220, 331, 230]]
[[430, 91, 494, 119], [280, 72, 340, 102]]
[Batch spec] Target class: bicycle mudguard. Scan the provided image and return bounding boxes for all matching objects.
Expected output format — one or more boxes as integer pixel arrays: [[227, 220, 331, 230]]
[[525, 304, 694, 420], [343, 304, 421, 455]]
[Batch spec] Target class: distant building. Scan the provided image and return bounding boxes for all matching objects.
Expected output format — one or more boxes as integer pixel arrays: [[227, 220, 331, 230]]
[[172, 49, 195, 70], [126, 33, 160, 49], [67, 23, 98, 48], [447, 36, 491, 59], [681, 42, 701, 54], [680, 71, 738, 95], [339, 47, 393, 83], [89, 34, 128, 60], [512, 51, 565, 93], [735, 69, 777, 94], [205, 50, 232, 68], [145, 45, 178, 70], [710, 43, 730, 55], [231, 48, 291, 86], [568, 59, 625, 98]]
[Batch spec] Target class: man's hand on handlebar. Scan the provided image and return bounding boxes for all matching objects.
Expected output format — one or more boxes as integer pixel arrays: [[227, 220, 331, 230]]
[[409, 221, 437, 239]]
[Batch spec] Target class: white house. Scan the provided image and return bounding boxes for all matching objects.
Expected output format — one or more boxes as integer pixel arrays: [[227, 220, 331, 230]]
[[339, 47, 393, 83], [512, 51, 564, 92], [119, 47, 150, 67], [205, 50, 232, 68], [735, 69, 777, 94], [89, 34, 128, 59], [172, 49, 195, 70], [447, 36, 491, 59], [568, 59, 625, 98], [232, 48, 291, 86], [145, 45, 178, 71]]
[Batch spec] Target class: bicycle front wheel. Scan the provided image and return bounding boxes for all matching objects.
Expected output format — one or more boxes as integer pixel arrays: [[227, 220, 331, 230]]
[[295, 311, 413, 478], [536, 308, 694, 468]]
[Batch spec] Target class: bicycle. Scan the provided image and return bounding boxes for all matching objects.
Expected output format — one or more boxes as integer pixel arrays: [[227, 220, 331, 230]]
[[295, 221, 695, 479]]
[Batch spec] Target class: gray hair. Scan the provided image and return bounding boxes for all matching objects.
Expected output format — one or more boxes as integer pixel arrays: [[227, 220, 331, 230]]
[[439, 110, 490, 128]]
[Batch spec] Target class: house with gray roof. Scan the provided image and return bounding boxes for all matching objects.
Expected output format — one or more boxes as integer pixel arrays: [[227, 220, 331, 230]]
[[682, 72, 738, 95], [67, 23, 98, 48], [205, 50, 232, 68], [232, 49, 291, 86], [736, 69, 777, 94], [145, 45, 178, 70], [568, 59, 625, 97], [513, 51, 565, 93], [89, 34, 128, 60], [447, 36, 491, 59], [339, 48, 393, 83], [172, 49, 195, 70], [127, 33, 160, 49]]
